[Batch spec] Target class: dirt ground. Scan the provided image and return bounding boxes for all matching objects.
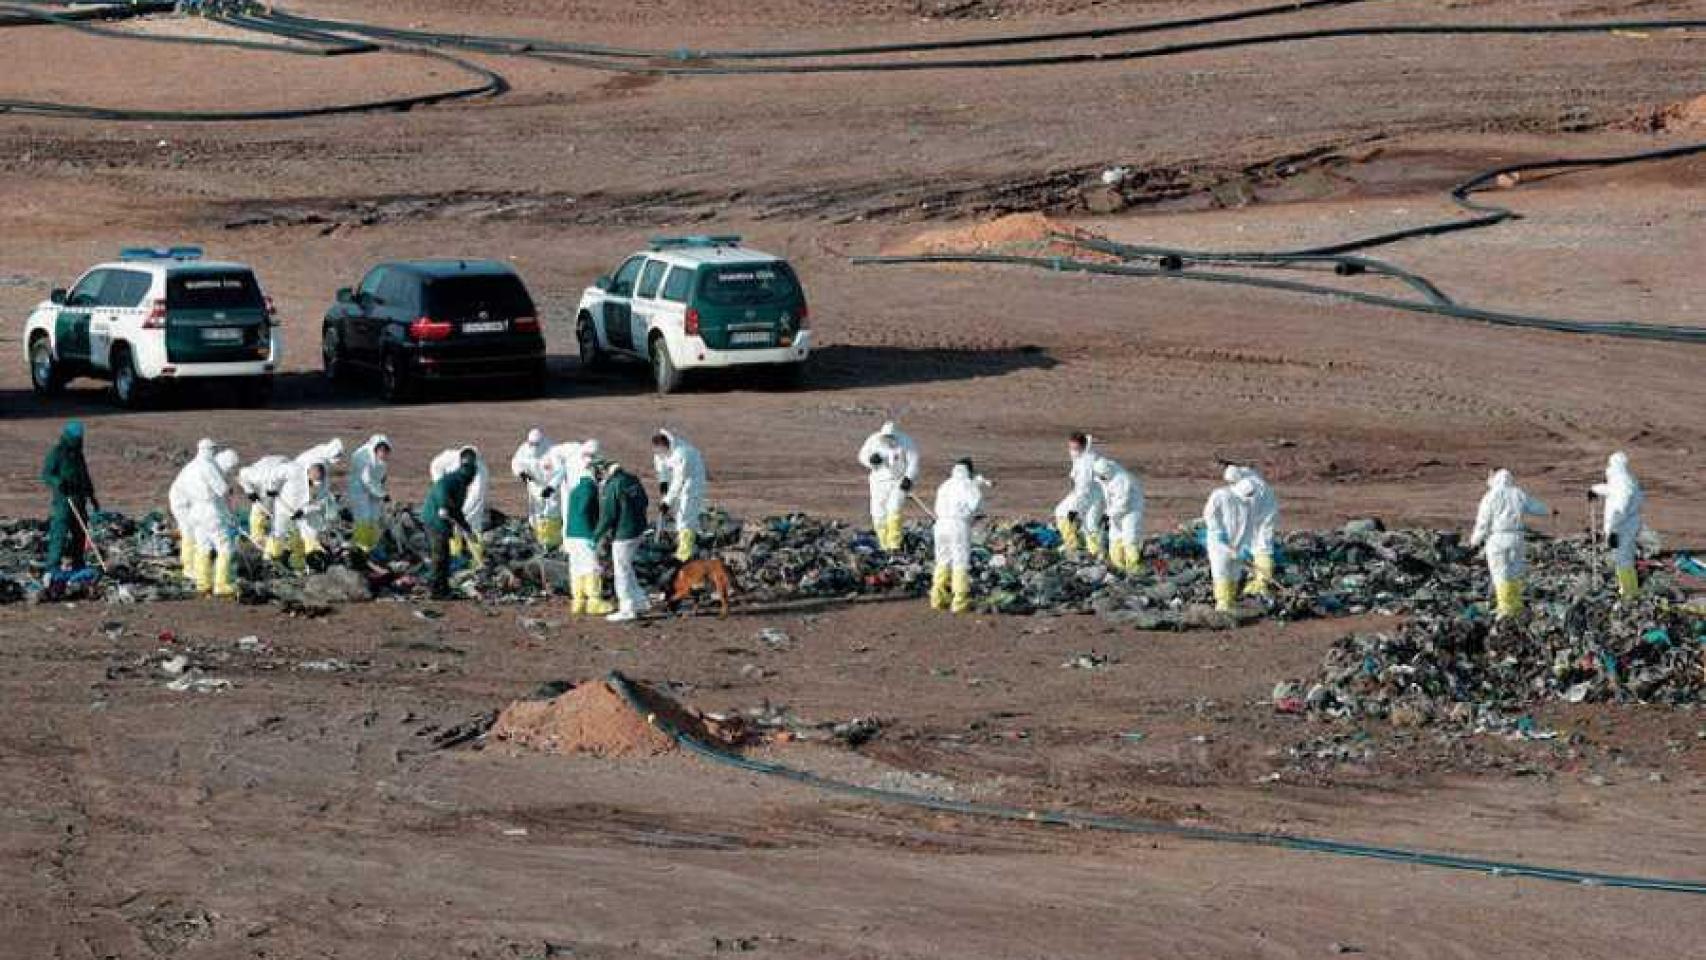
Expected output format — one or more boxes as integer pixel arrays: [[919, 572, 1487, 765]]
[[2, 1, 1704, 956]]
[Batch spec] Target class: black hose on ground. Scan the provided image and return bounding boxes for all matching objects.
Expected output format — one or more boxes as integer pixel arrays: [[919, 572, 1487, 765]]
[[256, 7, 1706, 76], [853, 250, 1706, 344], [606, 672, 1706, 896], [0, 9, 506, 121], [0, 1, 371, 53]]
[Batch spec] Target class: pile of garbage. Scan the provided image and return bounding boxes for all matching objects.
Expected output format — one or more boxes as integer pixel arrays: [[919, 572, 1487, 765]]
[[1278, 547, 1705, 732]]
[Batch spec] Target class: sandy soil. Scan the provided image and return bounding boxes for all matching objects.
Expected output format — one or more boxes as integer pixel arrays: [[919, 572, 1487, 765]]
[[2, 1, 1704, 956]]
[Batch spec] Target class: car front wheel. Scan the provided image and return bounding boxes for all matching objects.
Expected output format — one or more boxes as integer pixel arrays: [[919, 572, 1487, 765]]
[[29, 336, 62, 396], [577, 315, 608, 371]]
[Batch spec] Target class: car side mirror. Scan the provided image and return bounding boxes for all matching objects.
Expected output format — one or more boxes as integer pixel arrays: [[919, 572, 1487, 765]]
[[335, 287, 353, 304], [49, 288, 66, 305], [595, 275, 613, 292]]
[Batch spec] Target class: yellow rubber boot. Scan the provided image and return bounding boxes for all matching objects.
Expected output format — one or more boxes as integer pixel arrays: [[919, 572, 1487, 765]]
[[882, 513, 904, 551], [1244, 554, 1275, 597], [264, 536, 285, 562], [583, 576, 614, 615], [179, 535, 198, 581], [1213, 579, 1237, 613], [449, 534, 464, 558], [951, 569, 972, 614], [930, 565, 951, 611], [193, 548, 215, 595], [536, 517, 563, 551], [288, 534, 307, 572], [1123, 542, 1144, 574], [1107, 541, 1125, 572], [249, 507, 269, 544], [1615, 566, 1639, 600], [676, 528, 697, 563], [467, 538, 486, 567], [1057, 518, 1081, 553], [1494, 579, 1524, 619], [352, 521, 380, 551], [1085, 533, 1105, 561], [212, 549, 236, 598], [569, 575, 587, 615]]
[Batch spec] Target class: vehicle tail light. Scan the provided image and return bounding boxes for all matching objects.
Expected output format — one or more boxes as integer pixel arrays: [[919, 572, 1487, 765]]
[[685, 307, 700, 336], [409, 316, 454, 341], [142, 298, 167, 330], [797, 304, 810, 329], [513, 316, 540, 333]]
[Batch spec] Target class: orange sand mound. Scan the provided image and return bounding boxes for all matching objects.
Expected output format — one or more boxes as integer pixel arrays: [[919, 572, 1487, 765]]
[[490, 679, 739, 758]]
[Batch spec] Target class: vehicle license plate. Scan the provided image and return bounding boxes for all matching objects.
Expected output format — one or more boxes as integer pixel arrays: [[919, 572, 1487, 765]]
[[201, 327, 242, 342], [462, 320, 506, 334], [731, 331, 770, 346]]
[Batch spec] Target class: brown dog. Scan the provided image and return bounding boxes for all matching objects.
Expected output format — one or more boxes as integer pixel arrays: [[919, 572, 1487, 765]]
[[668, 558, 737, 618]]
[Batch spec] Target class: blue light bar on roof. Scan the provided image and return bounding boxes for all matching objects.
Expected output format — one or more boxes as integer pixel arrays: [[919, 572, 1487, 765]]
[[648, 235, 741, 250], [120, 245, 204, 261]]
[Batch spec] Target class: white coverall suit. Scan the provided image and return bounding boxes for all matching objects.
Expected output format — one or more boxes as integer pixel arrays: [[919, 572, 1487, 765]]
[[1470, 469, 1549, 619], [1204, 478, 1255, 612], [1591, 451, 1645, 600], [347, 435, 390, 551], [430, 447, 489, 564], [1055, 444, 1106, 558], [168, 438, 217, 580], [858, 422, 920, 551], [1227, 466, 1279, 596], [653, 429, 708, 562], [271, 457, 337, 570], [1094, 456, 1144, 574], [238, 455, 292, 547], [931, 462, 986, 613], [187, 449, 241, 597], [510, 430, 561, 549]]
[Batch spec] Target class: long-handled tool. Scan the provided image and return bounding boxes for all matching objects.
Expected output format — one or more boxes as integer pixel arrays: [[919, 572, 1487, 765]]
[[908, 493, 936, 522], [66, 498, 108, 573], [1586, 493, 1602, 579]]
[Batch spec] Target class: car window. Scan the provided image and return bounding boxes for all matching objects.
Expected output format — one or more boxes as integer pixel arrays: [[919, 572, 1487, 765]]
[[166, 270, 265, 310], [66, 269, 109, 308], [380, 272, 417, 313], [659, 266, 695, 303], [610, 256, 645, 297], [696, 262, 802, 307], [100, 270, 152, 308], [636, 260, 667, 299], [357, 267, 387, 301], [424, 273, 535, 319]]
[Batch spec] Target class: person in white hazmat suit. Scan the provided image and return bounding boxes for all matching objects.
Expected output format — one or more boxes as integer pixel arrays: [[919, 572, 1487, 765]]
[[1204, 472, 1256, 613], [1055, 432, 1106, 559], [187, 449, 242, 598], [168, 438, 218, 581], [858, 421, 920, 551], [238, 455, 292, 547], [930, 458, 988, 614], [1092, 455, 1144, 574], [430, 445, 489, 565], [1469, 469, 1551, 619], [652, 429, 708, 562], [270, 439, 343, 571], [1589, 451, 1645, 600], [347, 436, 391, 552], [510, 428, 561, 550], [1226, 465, 1279, 596]]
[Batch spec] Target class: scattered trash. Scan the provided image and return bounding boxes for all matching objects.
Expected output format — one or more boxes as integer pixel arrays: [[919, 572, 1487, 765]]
[[1063, 651, 1112, 670], [757, 627, 793, 649]]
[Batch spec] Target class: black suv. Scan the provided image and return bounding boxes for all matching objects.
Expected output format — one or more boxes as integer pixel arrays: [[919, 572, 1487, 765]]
[[321, 260, 547, 401]]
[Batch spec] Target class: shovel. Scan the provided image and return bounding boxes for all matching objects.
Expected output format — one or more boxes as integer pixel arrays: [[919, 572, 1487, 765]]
[[66, 498, 108, 573]]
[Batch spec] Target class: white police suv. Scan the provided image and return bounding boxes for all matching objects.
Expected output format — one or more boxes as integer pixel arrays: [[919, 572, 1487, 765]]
[[24, 246, 280, 407], [575, 236, 811, 394]]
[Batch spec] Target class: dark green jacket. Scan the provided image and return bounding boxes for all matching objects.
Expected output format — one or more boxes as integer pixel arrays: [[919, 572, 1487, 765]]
[[565, 475, 600, 541], [422, 465, 476, 535], [594, 468, 649, 542], [41, 437, 94, 501]]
